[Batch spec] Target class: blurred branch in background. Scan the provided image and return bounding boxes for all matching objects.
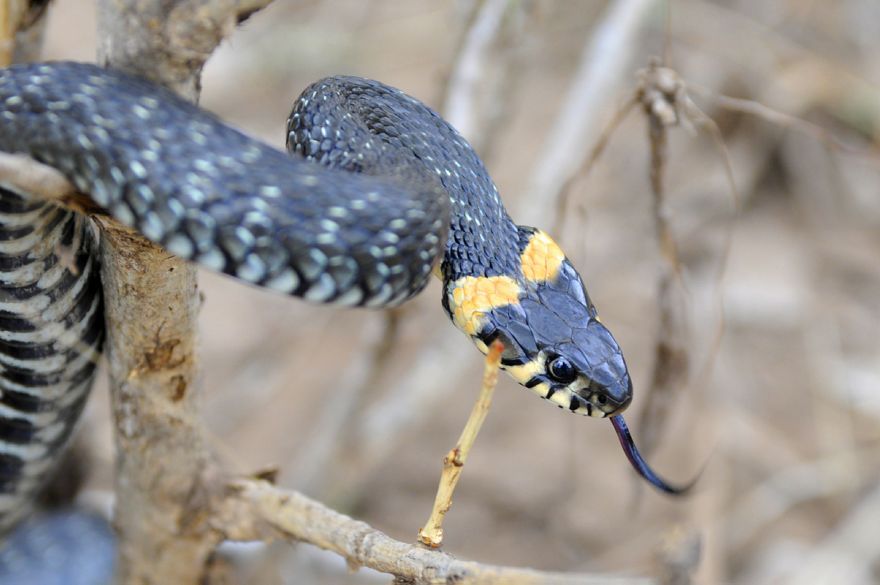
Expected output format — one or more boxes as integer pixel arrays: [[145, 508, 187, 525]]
[[520, 0, 659, 226]]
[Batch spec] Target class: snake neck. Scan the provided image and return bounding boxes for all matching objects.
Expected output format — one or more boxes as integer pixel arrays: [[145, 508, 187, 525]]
[[441, 221, 567, 335], [288, 75, 522, 295]]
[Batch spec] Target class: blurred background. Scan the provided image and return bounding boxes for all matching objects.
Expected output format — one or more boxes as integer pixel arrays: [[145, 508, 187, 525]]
[[39, 0, 880, 583]]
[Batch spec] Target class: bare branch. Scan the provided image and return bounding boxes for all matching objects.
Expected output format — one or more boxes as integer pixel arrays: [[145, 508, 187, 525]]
[[442, 0, 510, 146], [0, 152, 78, 203], [419, 341, 503, 548], [96, 0, 274, 99], [214, 478, 655, 585], [689, 85, 880, 165], [520, 0, 659, 225], [93, 1, 272, 582]]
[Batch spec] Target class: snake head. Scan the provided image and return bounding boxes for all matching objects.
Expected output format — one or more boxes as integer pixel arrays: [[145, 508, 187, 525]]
[[478, 272, 633, 418], [449, 227, 692, 495], [443, 227, 632, 418]]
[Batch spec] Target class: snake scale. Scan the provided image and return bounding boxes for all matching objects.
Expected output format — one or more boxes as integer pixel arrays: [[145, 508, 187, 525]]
[[0, 61, 688, 551]]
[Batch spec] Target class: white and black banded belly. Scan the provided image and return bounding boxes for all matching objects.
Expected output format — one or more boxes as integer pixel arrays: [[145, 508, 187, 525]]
[[0, 189, 103, 534]]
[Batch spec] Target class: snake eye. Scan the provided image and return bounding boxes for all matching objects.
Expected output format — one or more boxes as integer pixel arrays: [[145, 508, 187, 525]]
[[546, 355, 577, 384]]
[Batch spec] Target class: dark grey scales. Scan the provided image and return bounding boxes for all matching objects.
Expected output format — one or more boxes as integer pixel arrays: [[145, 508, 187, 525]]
[[0, 62, 454, 309], [0, 60, 529, 537], [0, 60, 689, 580], [288, 76, 522, 284]]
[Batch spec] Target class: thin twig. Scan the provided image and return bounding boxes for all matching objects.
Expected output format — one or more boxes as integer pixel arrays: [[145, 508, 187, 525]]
[[551, 95, 638, 234], [632, 62, 691, 460], [689, 86, 880, 165], [419, 340, 503, 548]]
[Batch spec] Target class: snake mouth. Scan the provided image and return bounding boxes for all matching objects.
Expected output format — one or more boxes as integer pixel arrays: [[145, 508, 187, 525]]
[[587, 391, 630, 417], [610, 415, 697, 495], [560, 391, 605, 417]]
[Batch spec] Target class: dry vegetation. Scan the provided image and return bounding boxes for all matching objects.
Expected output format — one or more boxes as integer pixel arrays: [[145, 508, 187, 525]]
[[35, 0, 880, 583]]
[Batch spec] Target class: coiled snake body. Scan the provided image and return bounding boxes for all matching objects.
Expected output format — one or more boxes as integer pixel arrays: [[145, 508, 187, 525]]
[[0, 62, 685, 545]]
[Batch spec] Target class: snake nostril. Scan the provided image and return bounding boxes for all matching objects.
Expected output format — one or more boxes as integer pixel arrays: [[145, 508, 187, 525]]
[[596, 394, 608, 405]]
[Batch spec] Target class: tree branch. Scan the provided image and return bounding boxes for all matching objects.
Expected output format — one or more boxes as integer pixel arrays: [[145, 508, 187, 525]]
[[520, 0, 659, 225], [0, 152, 78, 202], [213, 478, 654, 585], [93, 1, 273, 582]]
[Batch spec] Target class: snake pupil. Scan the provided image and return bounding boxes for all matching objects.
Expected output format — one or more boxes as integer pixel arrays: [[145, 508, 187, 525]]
[[546, 355, 576, 384]]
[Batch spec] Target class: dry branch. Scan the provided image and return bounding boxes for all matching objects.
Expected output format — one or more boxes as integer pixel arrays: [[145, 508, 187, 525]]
[[94, 0, 273, 582], [441, 0, 510, 151], [214, 478, 655, 585], [520, 0, 659, 225], [419, 341, 504, 548], [0, 152, 78, 202]]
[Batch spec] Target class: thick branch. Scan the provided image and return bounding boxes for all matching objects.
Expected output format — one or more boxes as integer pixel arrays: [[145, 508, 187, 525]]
[[96, 0, 273, 99], [97, 216, 214, 584], [442, 0, 509, 148], [93, 1, 270, 582]]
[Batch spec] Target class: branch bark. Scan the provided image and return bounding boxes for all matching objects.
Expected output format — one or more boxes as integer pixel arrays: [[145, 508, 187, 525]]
[[94, 0, 272, 582], [213, 478, 654, 585]]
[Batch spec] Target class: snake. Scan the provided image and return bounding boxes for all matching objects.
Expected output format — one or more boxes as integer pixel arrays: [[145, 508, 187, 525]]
[[0, 61, 691, 551]]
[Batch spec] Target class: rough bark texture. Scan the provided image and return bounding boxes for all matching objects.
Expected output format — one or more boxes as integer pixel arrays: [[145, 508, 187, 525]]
[[97, 218, 213, 583], [96, 0, 270, 100], [94, 1, 269, 582], [214, 479, 655, 585]]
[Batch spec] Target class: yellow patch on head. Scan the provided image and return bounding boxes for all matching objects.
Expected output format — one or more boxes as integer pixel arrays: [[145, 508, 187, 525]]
[[448, 275, 521, 336], [520, 230, 566, 283], [505, 359, 543, 386]]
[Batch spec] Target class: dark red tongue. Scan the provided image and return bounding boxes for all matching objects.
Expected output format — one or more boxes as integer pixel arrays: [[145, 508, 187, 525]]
[[610, 415, 697, 495]]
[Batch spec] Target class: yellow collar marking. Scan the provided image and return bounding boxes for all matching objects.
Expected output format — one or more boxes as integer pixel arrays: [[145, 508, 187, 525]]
[[448, 275, 521, 336], [520, 230, 565, 283]]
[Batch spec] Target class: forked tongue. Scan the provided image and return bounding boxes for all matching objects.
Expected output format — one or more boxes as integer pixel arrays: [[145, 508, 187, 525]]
[[610, 415, 697, 495]]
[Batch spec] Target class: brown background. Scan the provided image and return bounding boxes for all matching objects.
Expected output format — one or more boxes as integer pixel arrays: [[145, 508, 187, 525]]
[[42, 1, 880, 583]]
